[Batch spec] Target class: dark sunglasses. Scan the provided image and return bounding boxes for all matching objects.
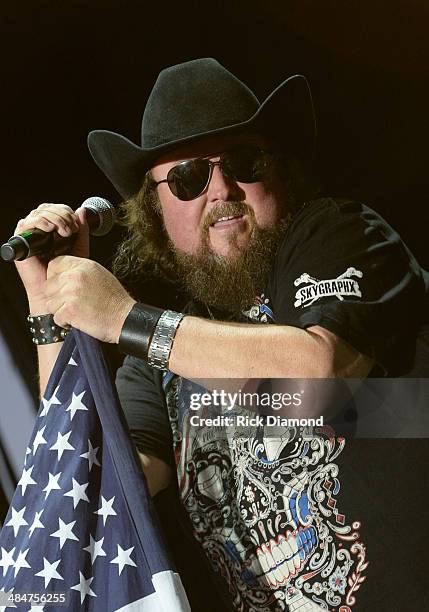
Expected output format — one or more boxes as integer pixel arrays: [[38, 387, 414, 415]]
[[151, 145, 273, 201]]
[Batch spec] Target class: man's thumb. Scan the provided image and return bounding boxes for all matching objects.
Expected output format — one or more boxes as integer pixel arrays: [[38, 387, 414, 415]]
[[71, 207, 90, 258]]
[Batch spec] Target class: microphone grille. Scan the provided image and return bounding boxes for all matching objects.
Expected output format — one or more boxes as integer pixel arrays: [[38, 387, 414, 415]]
[[81, 197, 116, 236]]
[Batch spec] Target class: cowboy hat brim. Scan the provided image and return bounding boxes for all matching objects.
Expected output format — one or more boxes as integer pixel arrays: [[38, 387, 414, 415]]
[[87, 74, 316, 200]]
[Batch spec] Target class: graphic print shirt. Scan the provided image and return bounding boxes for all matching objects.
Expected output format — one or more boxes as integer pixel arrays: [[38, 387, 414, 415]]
[[116, 198, 427, 611]]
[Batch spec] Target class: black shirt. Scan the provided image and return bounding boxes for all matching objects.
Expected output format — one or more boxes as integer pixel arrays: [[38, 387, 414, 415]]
[[116, 198, 428, 611], [266, 197, 426, 375]]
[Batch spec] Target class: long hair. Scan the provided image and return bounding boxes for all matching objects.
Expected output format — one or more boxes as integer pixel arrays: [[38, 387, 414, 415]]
[[111, 153, 319, 283], [111, 172, 177, 283]]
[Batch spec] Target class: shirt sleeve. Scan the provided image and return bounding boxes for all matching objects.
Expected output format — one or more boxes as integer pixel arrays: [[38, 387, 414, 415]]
[[267, 198, 426, 375], [115, 355, 174, 467]]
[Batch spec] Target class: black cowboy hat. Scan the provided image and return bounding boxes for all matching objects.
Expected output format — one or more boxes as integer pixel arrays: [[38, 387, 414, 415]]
[[87, 58, 316, 200]]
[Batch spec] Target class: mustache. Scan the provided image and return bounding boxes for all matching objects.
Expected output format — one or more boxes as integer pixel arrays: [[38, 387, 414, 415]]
[[202, 201, 254, 232]]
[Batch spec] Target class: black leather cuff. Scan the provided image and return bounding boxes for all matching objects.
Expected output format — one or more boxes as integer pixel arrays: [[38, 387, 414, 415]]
[[118, 302, 164, 360]]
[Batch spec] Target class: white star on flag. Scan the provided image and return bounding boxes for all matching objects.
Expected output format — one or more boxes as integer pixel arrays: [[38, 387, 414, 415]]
[[28, 510, 45, 537], [13, 548, 31, 578], [64, 478, 90, 509], [39, 385, 61, 418], [49, 430, 75, 461], [80, 439, 100, 470], [17, 465, 37, 496], [83, 535, 106, 564], [5, 507, 27, 537], [94, 496, 117, 526], [71, 571, 97, 603], [0, 548, 15, 577], [34, 558, 63, 588], [42, 471, 62, 500], [110, 545, 137, 576], [50, 518, 79, 549], [66, 391, 88, 421], [68, 356, 77, 366], [32, 426, 47, 455]]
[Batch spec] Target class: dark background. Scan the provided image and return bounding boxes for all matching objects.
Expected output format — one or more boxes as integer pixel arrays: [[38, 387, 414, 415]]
[[2, 0, 428, 393], [1, 0, 429, 267], [0, 3, 428, 606]]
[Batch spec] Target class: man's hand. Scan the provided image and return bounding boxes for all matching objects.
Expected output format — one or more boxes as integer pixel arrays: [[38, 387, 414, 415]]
[[14, 203, 89, 311], [46, 256, 136, 344]]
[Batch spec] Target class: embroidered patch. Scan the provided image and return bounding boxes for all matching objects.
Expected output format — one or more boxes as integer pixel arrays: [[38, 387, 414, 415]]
[[294, 267, 363, 308]]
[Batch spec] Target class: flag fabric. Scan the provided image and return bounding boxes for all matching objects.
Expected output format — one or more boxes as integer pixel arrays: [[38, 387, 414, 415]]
[[0, 329, 191, 611]]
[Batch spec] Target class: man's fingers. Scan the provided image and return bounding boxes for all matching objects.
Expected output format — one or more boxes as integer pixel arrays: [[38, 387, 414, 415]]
[[36, 210, 79, 234], [35, 203, 76, 215], [15, 206, 79, 237], [15, 203, 89, 260]]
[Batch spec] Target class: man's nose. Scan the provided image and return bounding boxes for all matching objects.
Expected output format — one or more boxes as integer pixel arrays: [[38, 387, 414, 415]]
[[206, 163, 243, 203]]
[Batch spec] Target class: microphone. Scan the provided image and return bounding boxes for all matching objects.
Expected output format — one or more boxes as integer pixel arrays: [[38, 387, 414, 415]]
[[0, 197, 116, 262]]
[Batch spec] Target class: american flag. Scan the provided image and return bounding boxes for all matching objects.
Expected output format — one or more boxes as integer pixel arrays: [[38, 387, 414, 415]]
[[0, 329, 190, 611]]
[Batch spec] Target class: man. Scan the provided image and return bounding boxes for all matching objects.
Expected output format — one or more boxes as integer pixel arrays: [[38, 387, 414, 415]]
[[15, 59, 428, 610]]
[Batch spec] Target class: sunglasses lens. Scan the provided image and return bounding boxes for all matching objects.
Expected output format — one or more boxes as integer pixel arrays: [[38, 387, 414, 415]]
[[168, 159, 211, 201], [222, 146, 269, 183]]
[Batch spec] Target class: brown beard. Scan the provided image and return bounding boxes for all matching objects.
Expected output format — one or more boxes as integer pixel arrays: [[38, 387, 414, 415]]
[[170, 201, 293, 315]]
